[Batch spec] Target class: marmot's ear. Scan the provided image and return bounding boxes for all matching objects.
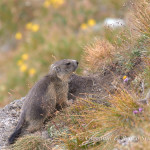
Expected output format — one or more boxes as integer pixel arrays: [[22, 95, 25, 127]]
[[55, 66, 65, 80], [55, 66, 61, 73], [50, 64, 57, 72], [50, 64, 61, 73], [50, 64, 54, 70]]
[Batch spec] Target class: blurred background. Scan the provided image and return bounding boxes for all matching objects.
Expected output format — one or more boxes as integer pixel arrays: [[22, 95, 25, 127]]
[[0, 0, 128, 107]]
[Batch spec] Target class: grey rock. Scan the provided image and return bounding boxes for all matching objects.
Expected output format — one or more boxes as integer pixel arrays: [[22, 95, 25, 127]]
[[0, 38, 17, 52], [138, 89, 150, 105], [0, 98, 24, 149]]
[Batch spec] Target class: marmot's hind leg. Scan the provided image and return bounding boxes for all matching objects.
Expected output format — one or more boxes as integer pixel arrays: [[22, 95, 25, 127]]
[[56, 101, 71, 110], [27, 119, 44, 133]]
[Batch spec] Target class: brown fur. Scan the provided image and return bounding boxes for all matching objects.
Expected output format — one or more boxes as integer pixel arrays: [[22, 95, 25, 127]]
[[68, 73, 115, 105], [8, 59, 78, 144]]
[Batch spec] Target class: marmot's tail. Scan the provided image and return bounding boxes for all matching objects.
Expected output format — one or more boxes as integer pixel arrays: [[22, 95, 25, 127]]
[[8, 112, 25, 144]]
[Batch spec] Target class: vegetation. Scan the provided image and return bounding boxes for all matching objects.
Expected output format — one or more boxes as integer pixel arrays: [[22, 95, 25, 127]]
[[0, 0, 150, 149], [11, 135, 52, 150]]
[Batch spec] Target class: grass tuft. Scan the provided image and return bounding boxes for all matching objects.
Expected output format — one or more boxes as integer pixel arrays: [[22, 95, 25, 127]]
[[11, 135, 52, 150], [55, 89, 142, 149], [131, 0, 150, 38], [83, 38, 115, 72]]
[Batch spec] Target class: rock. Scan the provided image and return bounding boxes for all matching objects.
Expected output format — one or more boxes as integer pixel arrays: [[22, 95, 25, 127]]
[[117, 136, 138, 146], [103, 18, 125, 29], [41, 130, 50, 139], [0, 37, 17, 52], [0, 98, 24, 149], [138, 89, 150, 104], [52, 145, 64, 150]]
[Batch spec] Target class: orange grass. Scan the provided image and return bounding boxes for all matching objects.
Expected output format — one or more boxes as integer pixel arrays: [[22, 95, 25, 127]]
[[131, 0, 150, 38], [55, 89, 141, 149], [11, 135, 52, 150], [83, 38, 115, 72]]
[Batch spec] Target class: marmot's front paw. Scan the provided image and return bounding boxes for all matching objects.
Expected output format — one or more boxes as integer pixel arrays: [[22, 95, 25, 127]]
[[67, 99, 74, 106]]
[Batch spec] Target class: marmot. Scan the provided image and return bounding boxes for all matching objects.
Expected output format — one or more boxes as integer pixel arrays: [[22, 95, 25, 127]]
[[68, 73, 115, 104], [8, 59, 78, 144]]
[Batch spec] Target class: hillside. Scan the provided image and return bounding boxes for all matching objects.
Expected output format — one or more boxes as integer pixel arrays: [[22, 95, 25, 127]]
[[0, 0, 150, 149]]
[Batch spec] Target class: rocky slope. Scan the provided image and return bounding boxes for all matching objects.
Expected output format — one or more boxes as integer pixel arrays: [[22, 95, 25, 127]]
[[0, 98, 24, 149], [0, 73, 116, 149]]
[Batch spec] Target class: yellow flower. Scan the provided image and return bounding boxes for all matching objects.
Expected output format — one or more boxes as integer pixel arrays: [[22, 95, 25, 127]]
[[88, 19, 96, 26], [21, 53, 29, 60], [80, 23, 88, 30], [31, 24, 40, 32], [20, 64, 27, 72], [15, 32, 22, 40], [26, 22, 33, 30], [123, 76, 127, 80], [43, 0, 51, 8], [52, 0, 65, 8], [17, 60, 23, 66], [56, 0, 64, 5], [29, 68, 36, 76]]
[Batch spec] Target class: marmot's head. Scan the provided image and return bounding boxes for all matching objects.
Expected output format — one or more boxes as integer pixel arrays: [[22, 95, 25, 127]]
[[50, 59, 78, 81]]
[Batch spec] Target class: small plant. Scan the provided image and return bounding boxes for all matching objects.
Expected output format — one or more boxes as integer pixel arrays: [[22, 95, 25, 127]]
[[83, 38, 115, 72], [11, 135, 52, 150]]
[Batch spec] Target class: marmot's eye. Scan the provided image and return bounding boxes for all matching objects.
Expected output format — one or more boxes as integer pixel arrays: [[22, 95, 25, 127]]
[[66, 62, 71, 65]]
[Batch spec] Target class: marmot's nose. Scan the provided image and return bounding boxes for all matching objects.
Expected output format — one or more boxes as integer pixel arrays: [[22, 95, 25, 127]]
[[73, 60, 79, 65], [76, 61, 79, 65]]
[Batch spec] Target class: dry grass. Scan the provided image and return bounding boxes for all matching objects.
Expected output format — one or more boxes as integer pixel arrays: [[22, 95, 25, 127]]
[[83, 38, 115, 72], [55, 89, 141, 149], [11, 135, 52, 150], [115, 101, 150, 150], [130, 0, 150, 89], [131, 0, 150, 38]]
